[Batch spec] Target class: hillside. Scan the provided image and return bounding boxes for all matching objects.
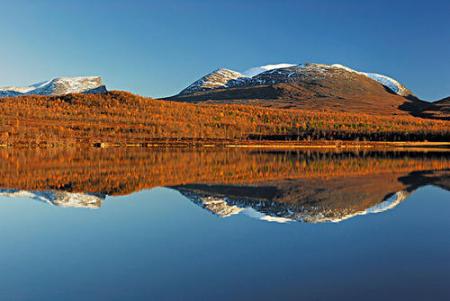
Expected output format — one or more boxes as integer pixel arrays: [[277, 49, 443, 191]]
[[0, 91, 448, 146]]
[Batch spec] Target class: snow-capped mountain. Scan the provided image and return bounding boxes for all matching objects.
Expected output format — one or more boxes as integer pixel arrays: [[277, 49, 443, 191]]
[[168, 62, 423, 116], [0, 76, 107, 98], [177, 63, 411, 97], [0, 189, 104, 208]]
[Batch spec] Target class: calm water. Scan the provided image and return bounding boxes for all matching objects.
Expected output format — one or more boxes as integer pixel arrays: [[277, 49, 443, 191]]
[[0, 148, 449, 300]]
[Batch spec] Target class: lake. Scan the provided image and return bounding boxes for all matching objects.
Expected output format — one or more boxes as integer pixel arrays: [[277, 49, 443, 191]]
[[0, 148, 449, 300]]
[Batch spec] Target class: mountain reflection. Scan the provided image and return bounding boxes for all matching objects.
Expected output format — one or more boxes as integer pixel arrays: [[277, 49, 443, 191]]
[[0, 189, 103, 208], [0, 148, 448, 222]]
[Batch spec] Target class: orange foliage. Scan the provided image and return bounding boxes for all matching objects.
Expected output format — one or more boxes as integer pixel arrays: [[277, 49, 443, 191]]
[[0, 91, 448, 146]]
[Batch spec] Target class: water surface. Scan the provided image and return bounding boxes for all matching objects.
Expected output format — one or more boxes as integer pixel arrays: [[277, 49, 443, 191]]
[[0, 148, 449, 300]]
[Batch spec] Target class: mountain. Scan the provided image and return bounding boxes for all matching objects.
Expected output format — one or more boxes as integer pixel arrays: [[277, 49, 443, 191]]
[[179, 63, 412, 97], [167, 63, 430, 116], [0, 76, 107, 98]]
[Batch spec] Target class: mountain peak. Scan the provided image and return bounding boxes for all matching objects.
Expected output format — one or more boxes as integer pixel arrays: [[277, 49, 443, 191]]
[[179, 68, 243, 95]]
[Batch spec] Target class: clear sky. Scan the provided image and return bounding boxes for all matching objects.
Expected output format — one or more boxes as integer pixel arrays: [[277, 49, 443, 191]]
[[1, 0, 449, 100]]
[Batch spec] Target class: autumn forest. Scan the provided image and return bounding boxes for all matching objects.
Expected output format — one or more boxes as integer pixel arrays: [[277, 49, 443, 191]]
[[0, 91, 448, 147]]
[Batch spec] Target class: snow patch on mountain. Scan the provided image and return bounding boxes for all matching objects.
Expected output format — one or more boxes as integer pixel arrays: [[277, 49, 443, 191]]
[[364, 73, 406, 95], [242, 63, 296, 77], [241, 207, 293, 223]]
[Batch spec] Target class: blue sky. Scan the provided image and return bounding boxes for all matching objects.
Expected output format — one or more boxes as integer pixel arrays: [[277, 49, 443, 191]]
[[0, 0, 449, 100]]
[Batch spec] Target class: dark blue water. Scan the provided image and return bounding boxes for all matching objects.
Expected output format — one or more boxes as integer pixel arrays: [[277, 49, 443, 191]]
[[0, 185, 449, 301]]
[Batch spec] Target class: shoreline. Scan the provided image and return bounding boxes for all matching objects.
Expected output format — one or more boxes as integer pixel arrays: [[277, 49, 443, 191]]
[[1, 140, 449, 151]]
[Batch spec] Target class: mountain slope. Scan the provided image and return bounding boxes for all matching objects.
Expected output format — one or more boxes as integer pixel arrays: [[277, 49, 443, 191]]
[[167, 63, 429, 116], [0, 76, 107, 97]]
